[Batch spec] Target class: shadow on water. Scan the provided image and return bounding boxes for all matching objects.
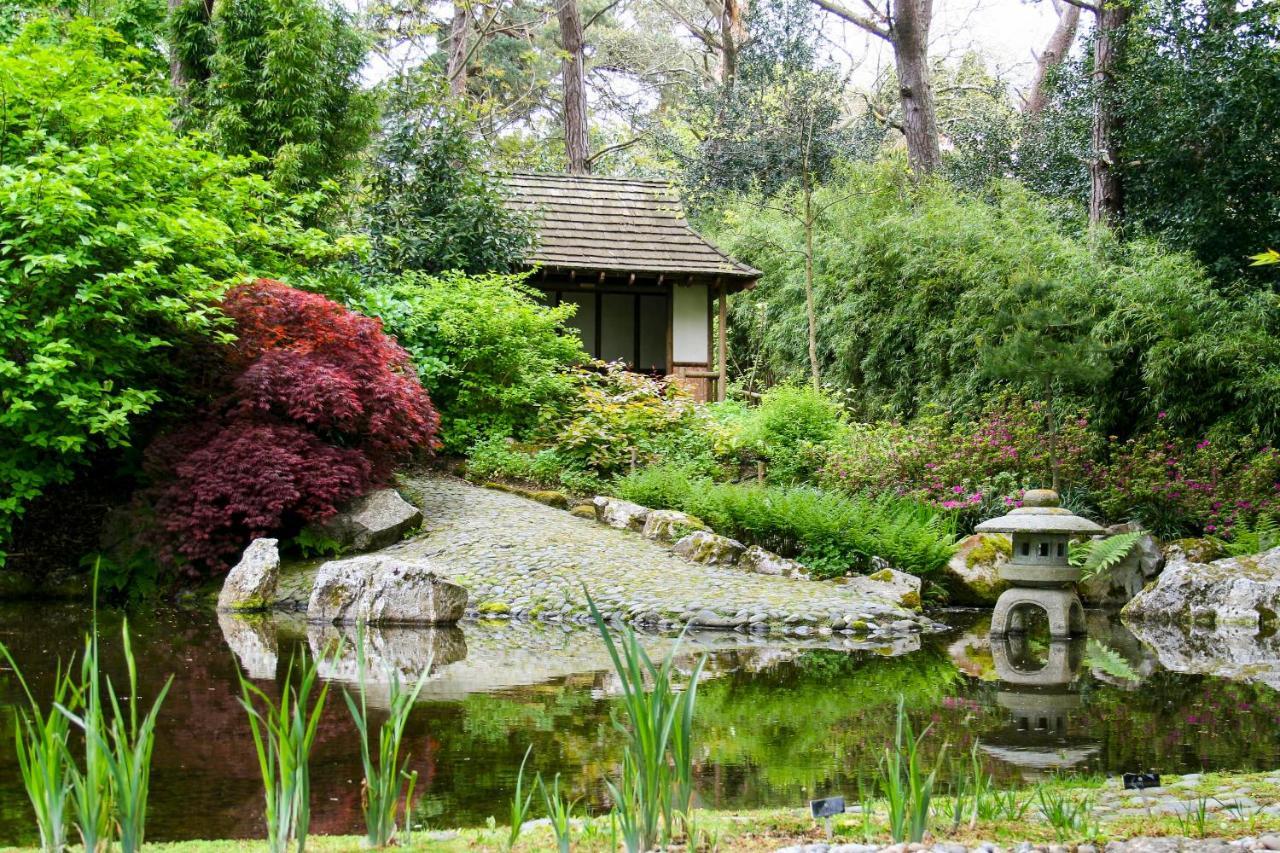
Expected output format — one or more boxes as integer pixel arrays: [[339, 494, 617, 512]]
[[4, 602, 1280, 844]]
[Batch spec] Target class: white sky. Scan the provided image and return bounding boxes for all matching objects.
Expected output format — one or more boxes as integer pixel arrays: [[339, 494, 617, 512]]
[[351, 0, 1083, 98]]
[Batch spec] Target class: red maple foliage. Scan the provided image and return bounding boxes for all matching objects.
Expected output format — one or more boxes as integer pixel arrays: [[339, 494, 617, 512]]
[[142, 280, 440, 574]]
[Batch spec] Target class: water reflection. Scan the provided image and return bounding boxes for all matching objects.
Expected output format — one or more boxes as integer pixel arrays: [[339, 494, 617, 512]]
[[981, 635, 1099, 776], [5, 603, 1280, 846]]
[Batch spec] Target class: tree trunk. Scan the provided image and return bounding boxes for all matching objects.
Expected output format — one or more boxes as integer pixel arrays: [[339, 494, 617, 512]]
[[168, 0, 186, 91], [889, 0, 942, 176], [446, 2, 473, 99], [1089, 0, 1129, 226], [803, 181, 821, 391], [711, 0, 748, 86], [556, 0, 590, 174], [1025, 2, 1080, 115]]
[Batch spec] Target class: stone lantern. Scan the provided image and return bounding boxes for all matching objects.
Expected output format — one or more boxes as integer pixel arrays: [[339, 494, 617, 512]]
[[975, 488, 1103, 638]]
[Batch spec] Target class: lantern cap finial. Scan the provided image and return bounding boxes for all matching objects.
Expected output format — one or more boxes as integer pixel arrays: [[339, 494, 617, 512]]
[[973, 488, 1105, 535], [1022, 489, 1060, 508]]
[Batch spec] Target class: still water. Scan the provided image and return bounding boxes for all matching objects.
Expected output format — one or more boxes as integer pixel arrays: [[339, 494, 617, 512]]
[[2, 603, 1279, 845]]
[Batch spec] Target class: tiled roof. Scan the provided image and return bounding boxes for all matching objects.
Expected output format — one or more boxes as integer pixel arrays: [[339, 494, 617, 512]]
[[504, 172, 761, 282]]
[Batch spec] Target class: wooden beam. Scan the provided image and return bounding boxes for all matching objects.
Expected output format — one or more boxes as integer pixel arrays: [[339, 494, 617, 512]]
[[717, 282, 728, 402]]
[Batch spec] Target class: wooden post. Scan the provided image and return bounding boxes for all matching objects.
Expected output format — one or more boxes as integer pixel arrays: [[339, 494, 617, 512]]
[[717, 283, 728, 402]]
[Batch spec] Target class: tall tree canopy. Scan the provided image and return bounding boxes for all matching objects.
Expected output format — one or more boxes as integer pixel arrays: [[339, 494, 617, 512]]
[[170, 0, 378, 200]]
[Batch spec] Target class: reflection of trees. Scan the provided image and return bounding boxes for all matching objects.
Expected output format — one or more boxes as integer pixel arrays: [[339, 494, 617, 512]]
[[691, 649, 990, 808], [1073, 673, 1280, 773]]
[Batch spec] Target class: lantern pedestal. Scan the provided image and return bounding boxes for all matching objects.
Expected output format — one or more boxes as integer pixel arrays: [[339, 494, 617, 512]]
[[990, 587, 1085, 639]]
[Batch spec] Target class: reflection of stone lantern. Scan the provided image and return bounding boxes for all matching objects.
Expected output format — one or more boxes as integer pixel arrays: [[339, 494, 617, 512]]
[[976, 489, 1103, 638], [980, 635, 1099, 778]]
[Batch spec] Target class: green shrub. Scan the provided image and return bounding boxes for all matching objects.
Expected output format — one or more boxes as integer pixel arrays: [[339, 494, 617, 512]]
[[743, 384, 844, 482], [710, 162, 1280, 442], [0, 20, 345, 565], [615, 465, 956, 578], [356, 272, 585, 453]]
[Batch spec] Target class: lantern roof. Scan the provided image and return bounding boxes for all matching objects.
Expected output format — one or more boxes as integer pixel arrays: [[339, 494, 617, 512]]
[[974, 489, 1105, 536]]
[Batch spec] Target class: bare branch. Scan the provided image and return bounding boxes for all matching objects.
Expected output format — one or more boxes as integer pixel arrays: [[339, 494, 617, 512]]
[[1058, 0, 1099, 13], [809, 0, 890, 41]]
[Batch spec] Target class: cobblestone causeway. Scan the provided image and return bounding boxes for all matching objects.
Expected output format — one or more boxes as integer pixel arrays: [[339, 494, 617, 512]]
[[283, 473, 938, 636]]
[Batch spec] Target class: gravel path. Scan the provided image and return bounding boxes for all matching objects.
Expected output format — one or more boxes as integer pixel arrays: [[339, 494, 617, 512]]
[[286, 473, 937, 636]]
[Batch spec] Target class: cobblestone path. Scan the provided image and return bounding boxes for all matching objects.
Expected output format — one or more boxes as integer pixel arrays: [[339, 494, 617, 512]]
[[288, 473, 938, 636]]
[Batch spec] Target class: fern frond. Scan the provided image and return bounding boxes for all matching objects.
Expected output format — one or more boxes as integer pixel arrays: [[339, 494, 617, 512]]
[[1074, 532, 1141, 580]]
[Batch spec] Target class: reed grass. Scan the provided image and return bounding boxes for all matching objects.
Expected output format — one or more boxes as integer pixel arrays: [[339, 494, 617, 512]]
[[588, 592, 706, 851], [506, 745, 535, 851], [340, 625, 428, 848], [238, 649, 331, 853], [535, 772, 575, 853], [1, 646, 76, 853], [1035, 786, 1097, 842], [878, 695, 944, 843]]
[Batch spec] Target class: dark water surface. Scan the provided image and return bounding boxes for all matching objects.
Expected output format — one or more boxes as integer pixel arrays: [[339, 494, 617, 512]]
[[2, 603, 1279, 845]]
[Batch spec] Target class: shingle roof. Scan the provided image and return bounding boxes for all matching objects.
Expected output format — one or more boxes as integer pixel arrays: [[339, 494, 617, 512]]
[[504, 173, 760, 284]]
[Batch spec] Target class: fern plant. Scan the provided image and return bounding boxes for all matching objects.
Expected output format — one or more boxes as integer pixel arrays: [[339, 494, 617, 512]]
[[1220, 516, 1280, 557], [1069, 532, 1141, 581]]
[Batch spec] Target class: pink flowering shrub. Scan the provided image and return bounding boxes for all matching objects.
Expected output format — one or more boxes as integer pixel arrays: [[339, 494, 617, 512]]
[[1090, 424, 1280, 537], [820, 395, 1099, 521]]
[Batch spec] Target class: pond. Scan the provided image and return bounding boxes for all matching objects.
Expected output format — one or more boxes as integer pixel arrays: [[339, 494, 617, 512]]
[[2, 603, 1279, 846]]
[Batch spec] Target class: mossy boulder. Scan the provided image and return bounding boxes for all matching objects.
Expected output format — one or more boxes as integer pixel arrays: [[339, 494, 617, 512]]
[[1163, 537, 1225, 566], [641, 510, 708, 544], [672, 531, 745, 566], [1123, 546, 1280, 628], [940, 534, 1011, 606], [591, 496, 650, 532], [569, 503, 597, 519], [846, 567, 923, 611]]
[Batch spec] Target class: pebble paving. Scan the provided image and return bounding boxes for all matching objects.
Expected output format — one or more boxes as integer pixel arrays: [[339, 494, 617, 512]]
[[292, 473, 938, 636]]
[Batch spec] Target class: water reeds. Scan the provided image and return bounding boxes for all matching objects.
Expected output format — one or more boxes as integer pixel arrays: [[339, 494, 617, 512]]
[[238, 650, 330, 853], [506, 745, 535, 851], [341, 625, 428, 848], [878, 695, 944, 843], [1035, 786, 1097, 842], [536, 772, 575, 853], [587, 593, 706, 851], [1, 647, 75, 853], [1176, 796, 1211, 838]]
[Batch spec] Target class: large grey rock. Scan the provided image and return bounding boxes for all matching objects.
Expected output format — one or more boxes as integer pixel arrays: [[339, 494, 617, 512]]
[[738, 545, 809, 579], [641, 509, 707, 543], [308, 555, 468, 625], [217, 538, 279, 611], [845, 567, 923, 610], [941, 534, 1010, 606], [592, 496, 650, 531], [312, 489, 423, 553], [1161, 537, 1224, 567], [672, 531, 744, 565], [1122, 546, 1280, 628]]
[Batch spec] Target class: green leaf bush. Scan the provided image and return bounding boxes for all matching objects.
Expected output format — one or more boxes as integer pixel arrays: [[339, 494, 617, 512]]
[[356, 272, 585, 453], [0, 20, 343, 564], [709, 162, 1280, 442]]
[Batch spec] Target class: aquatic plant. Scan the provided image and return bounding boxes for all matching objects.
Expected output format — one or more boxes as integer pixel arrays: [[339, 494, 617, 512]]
[[1035, 786, 1097, 842], [944, 740, 992, 831], [878, 696, 944, 843], [0, 646, 76, 853], [341, 625, 428, 848], [1176, 796, 1211, 838], [506, 746, 535, 851], [536, 772, 575, 853], [238, 649, 331, 853], [588, 593, 706, 850]]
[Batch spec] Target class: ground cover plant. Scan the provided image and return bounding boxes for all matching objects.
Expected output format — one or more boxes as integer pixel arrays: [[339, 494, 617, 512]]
[[615, 464, 956, 578]]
